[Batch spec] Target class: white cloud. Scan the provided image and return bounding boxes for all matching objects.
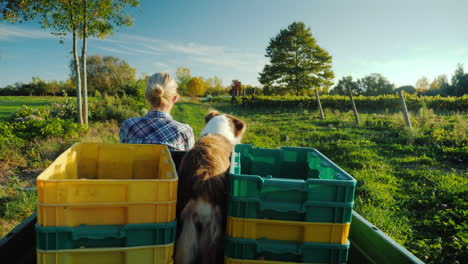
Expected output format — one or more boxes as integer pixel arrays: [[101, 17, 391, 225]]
[[96, 46, 134, 55], [101, 33, 266, 76], [0, 24, 54, 40]]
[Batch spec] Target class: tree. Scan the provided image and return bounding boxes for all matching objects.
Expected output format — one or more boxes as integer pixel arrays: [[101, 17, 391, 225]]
[[31, 77, 47, 96], [395, 85, 416, 94], [1, 0, 140, 124], [429, 75, 449, 91], [357, 73, 394, 96], [186, 77, 206, 96], [47, 81, 60, 96], [70, 55, 137, 95], [175, 67, 191, 95], [450, 64, 468, 96], [258, 21, 334, 95], [415, 77, 430, 93], [205, 76, 223, 96], [330, 76, 360, 95], [78, 0, 140, 124]]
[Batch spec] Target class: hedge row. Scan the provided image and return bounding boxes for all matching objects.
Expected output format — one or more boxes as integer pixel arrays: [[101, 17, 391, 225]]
[[212, 94, 468, 112]]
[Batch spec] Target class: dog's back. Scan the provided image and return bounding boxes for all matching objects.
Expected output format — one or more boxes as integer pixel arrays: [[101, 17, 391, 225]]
[[177, 134, 232, 216], [175, 112, 245, 264]]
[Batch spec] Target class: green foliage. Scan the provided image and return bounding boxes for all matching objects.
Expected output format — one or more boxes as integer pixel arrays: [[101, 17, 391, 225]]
[[11, 118, 85, 140], [89, 94, 140, 123], [175, 67, 191, 95], [330, 76, 360, 96], [186, 77, 207, 96], [210, 101, 467, 263], [0, 177, 36, 221], [395, 85, 417, 94], [70, 55, 138, 96], [259, 21, 334, 95], [229, 94, 468, 112], [358, 73, 394, 96]]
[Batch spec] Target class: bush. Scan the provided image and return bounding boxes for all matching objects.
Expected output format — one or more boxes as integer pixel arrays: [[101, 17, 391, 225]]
[[89, 94, 140, 123], [10, 118, 85, 140], [219, 94, 468, 112]]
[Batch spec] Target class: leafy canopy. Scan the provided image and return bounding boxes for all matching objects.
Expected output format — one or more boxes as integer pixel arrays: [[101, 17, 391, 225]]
[[186, 77, 206, 97], [259, 21, 334, 95]]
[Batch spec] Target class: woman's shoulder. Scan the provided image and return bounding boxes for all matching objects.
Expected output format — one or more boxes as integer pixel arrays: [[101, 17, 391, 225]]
[[169, 119, 193, 132], [121, 116, 145, 127]]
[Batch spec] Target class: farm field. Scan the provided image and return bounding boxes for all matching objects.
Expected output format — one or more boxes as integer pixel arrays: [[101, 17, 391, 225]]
[[0, 96, 467, 263], [209, 102, 467, 263], [0, 96, 66, 119]]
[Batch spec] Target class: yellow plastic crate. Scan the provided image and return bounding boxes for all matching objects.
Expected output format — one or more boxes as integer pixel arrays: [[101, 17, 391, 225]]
[[37, 201, 176, 226], [36, 142, 178, 226], [227, 217, 350, 244], [37, 244, 174, 264]]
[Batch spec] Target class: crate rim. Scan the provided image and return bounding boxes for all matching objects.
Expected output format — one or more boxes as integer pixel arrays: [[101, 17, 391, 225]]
[[37, 200, 177, 206], [36, 243, 174, 253], [36, 142, 178, 182], [231, 144, 356, 183]]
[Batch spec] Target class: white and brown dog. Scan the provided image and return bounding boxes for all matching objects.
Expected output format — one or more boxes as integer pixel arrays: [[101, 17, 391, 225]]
[[175, 111, 246, 264]]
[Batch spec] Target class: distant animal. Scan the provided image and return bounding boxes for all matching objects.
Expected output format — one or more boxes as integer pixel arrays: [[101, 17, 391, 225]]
[[175, 111, 246, 264]]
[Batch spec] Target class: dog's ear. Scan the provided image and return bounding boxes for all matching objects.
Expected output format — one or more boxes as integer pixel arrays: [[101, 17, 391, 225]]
[[230, 116, 246, 137], [205, 111, 221, 123]]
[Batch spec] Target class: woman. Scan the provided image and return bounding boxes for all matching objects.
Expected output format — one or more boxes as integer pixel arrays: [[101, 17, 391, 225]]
[[119, 72, 195, 151]]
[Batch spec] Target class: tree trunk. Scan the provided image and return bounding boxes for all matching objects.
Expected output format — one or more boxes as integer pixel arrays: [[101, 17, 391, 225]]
[[73, 28, 83, 125], [81, 4, 88, 124]]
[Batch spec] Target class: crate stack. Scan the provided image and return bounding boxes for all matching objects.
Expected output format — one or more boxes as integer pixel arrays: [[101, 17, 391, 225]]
[[225, 144, 356, 264], [35, 142, 178, 264]]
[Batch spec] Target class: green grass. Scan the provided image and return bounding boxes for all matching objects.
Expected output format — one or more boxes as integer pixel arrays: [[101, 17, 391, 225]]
[[0, 177, 36, 237], [171, 100, 211, 136], [0, 96, 65, 119], [209, 102, 467, 263]]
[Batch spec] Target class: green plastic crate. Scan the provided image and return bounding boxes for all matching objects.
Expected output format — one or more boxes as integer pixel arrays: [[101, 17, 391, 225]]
[[225, 237, 350, 263], [228, 197, 353, 223], [228, 145, 356, 223], [36, 221, 176, 250]]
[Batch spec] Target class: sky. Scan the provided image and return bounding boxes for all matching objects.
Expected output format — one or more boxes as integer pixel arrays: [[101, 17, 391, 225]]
[[1, 0, 468, 88]]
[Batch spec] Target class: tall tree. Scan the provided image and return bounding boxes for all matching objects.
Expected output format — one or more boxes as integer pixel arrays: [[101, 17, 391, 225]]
[[258, 22, 334, 95], [175, 67, 191, 95], [78, 0, 139, 124], [357, 73, 394, 96], [1, 0, 140, 124], [415, 76, 430, 93], [450, 64, 468, 96], [429, 75, 449, 91], [70, 55, 137, 95]]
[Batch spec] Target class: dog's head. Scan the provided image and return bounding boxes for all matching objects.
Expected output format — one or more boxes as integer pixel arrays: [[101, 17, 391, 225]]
[[200, 111, 246, 145]]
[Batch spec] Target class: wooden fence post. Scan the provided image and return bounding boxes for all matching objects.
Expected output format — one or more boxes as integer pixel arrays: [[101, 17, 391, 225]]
[[348, 86, 360, 125], [398, 91, 412, 128], [314, 89, 325, 119]]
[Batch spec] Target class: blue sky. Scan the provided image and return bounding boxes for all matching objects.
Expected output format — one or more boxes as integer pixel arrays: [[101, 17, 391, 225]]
[[1, 0, 468, 88]]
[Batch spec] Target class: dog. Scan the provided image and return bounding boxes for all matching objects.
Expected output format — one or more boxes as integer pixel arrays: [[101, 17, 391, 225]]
[[175, 111, 246, 264]]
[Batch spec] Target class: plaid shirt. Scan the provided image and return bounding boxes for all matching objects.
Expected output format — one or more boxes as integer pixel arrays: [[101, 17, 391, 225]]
[[119, 111, 195, 151]]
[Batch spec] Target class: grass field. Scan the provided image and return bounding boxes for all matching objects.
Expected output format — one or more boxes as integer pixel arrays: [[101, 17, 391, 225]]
[[0, 97, 466, 263], [0, 96, 65, 119], [208, 102, 467, 263]]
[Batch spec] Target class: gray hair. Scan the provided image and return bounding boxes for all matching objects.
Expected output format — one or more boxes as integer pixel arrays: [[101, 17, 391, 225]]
[[145, 72, 178, 108]]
